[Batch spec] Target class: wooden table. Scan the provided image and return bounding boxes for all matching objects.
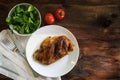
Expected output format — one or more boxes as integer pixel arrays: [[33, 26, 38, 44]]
[[0, 0, 120, 80]]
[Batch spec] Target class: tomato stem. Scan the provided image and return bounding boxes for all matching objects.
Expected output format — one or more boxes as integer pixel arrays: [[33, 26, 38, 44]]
[[59, 11, 62, 16]]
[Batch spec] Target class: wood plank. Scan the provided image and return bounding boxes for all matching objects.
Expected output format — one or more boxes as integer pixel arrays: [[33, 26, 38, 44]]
[[0, 1, 120, 80], [0, 0, 120, 5]]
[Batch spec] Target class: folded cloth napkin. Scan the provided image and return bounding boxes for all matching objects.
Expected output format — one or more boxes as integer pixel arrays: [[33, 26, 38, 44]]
[[0, 29, 61, 80]]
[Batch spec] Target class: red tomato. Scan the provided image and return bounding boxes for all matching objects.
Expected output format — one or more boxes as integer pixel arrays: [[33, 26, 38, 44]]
[[55, 8, 65, 20], [44, 13, 55, 24]]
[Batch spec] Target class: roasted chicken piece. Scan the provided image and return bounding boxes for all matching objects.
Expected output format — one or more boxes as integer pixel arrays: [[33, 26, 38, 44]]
[[33, 35, 74, 65]]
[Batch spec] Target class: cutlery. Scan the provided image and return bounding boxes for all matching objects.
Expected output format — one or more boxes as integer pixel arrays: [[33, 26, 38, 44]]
[[0, 51, 34, 80], [0, 36, 24, 58], [0, 31, 39, 77], [0, 36, 17, 51], [7, 30, 25, 57], [0, 44, 34, 76]]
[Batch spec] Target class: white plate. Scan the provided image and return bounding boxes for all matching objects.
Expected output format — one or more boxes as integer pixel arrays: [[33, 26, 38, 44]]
[[26, 25, 79, 77]]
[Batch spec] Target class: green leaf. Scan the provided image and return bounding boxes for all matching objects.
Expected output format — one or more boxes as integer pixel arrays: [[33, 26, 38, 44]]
[[19, 26, 25, 34], [23, 14, 28, 22], [24, 24, 31, 33], [21, 5, 28, 11], [13, 25, 20, 32], [16, 6, 24, 13], [6, 17, 11, 24], [29, 18, 33, 23], [13, 16, 23, 23], [34, 19, 40, 26], [28, 5, 35, 12], [30, 12, 34, 19]]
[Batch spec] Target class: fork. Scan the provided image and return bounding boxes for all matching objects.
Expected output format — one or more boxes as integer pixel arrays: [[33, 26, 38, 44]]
[[0, 36, 39, 76], [1, 38, 18, 52], [0, 37, 24, 57]]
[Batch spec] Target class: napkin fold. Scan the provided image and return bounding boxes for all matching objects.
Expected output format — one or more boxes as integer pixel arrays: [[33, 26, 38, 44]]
[[0, 29, 61, 80]]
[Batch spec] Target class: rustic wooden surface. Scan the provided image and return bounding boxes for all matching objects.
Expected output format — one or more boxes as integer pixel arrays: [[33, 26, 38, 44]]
[[0, 0, 120, 80]]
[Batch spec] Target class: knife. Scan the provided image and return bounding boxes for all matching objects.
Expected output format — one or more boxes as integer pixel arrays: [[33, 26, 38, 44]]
[[7, 30, 25, 58]]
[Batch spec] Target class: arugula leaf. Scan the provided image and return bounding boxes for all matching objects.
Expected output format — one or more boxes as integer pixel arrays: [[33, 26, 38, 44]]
[[30, 12, 34, 19], [16, 6, 24, 13], [13, 16, 23, 23], [6, 17, 12, 25], [29, 17, 33, 23], [25, 24, 30, 33], [28, 5, 35, 12]]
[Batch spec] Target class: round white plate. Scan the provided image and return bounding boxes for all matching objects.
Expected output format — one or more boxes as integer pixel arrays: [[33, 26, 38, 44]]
[[26, 25, 79, 77]]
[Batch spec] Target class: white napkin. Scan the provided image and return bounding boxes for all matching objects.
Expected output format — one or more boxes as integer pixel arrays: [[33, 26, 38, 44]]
[[0, 29, 61, 80]]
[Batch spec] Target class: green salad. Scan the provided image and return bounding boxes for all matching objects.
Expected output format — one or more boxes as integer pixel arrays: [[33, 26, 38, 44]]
[[6, 5, 40, 34]]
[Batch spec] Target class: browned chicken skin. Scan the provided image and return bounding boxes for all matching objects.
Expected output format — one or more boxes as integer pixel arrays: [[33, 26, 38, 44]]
[[33, 35, 74, 65]]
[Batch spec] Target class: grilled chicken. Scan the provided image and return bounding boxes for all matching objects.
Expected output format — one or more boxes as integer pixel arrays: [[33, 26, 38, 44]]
[[33, 35, 74, 65]]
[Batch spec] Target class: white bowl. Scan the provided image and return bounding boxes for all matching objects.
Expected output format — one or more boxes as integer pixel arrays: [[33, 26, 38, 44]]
[[8, 3, 41, 36]]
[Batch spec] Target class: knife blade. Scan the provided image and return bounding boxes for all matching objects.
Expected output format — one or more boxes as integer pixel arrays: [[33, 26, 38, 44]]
[[7, 30, 25, 57]]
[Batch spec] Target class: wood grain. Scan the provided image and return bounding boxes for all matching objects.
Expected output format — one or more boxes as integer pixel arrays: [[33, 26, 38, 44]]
[[0, 0, 120, 80]]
